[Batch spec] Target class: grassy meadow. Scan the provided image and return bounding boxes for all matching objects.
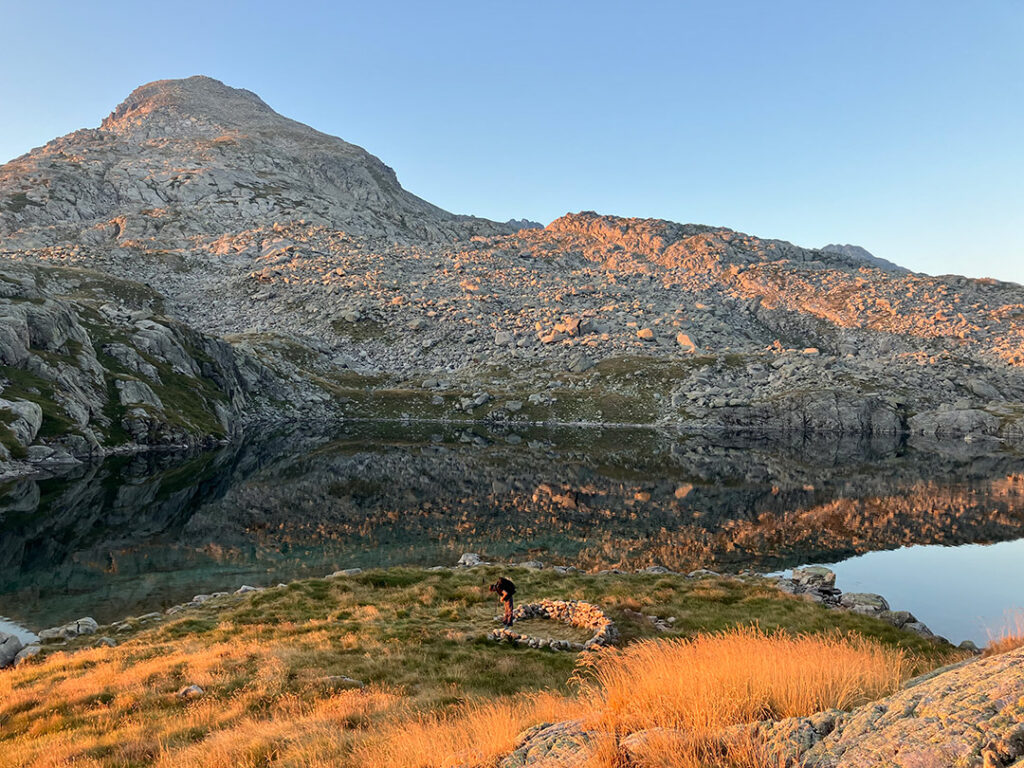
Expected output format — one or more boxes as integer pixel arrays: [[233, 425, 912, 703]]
[[0, 567, 965, 768]]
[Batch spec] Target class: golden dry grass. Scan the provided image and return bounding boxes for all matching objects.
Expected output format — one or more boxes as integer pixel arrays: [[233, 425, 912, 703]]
[[0, 627, 912, 768], [574, 625, 906, 734], [352, 693, 577, 768], [0, 570, 952, 768], [347, 626, 909, 768]]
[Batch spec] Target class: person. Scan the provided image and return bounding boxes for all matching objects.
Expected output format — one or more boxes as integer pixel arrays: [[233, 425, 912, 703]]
[[489, 576, 516, 627]]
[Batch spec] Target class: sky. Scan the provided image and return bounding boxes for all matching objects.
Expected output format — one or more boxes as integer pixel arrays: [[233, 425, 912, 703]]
[[0, 1, 1021, 283]]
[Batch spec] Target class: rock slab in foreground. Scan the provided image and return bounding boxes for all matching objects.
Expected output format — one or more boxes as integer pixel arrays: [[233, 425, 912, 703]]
[[751, 646, 1024, 767], [499, 720, 600, 768]]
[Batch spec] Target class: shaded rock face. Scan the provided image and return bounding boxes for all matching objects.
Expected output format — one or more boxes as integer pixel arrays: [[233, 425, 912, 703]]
[[0, 263, 290, 461]]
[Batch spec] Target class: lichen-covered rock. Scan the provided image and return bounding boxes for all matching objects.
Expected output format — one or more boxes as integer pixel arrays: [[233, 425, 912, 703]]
[[748, 646, 1024, 767], [499, 721, 600, 768]]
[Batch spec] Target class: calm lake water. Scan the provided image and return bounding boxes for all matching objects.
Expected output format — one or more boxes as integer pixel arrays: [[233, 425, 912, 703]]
[[2, 422, 1023, 644]]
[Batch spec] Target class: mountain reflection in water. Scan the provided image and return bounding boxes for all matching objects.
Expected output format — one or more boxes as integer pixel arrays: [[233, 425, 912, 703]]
[[2, 422, 1023, 633]]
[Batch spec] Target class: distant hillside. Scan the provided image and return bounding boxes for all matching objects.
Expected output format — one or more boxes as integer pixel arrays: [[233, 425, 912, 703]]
[[2, 76, 1024, 466]]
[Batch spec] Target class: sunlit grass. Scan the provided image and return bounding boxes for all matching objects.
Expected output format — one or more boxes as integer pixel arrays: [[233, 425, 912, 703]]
[[350, 626, 911, 768], [0, 568, 961, 767]]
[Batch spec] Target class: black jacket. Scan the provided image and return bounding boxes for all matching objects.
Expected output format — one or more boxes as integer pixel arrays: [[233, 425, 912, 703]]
[[490, 577, 516, 599]]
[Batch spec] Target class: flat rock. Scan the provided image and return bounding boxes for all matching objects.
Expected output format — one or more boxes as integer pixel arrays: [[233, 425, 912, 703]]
[[838, 592, 890, 614], [791, 565, 836, 590], [38, 617, 99, 642]]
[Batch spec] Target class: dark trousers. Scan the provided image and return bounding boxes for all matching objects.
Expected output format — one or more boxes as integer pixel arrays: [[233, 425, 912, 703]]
[[501, 596, 514, 626]]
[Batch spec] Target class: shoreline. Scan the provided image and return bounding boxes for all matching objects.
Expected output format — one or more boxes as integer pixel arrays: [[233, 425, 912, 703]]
[[3, 411, 1017, 483], [2, 556, 972, 672]]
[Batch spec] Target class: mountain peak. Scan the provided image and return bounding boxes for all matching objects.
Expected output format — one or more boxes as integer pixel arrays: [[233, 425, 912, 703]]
[[820, 243, 909, 274], [100, 75, 279, 136], [1, 75, 512, 244]]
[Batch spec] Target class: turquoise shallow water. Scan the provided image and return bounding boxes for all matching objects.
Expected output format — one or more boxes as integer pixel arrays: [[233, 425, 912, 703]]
[[2, 422, 1023, 645]]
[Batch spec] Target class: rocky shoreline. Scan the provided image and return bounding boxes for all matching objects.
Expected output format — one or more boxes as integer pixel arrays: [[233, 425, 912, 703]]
[[0, 555, 970, 672]]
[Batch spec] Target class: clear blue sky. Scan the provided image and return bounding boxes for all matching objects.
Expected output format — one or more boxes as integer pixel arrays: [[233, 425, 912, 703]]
[[1, 1, 1021, 283]]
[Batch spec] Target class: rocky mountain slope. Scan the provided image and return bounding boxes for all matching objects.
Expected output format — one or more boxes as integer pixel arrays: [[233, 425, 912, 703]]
[[2, 75, 1024, 460]]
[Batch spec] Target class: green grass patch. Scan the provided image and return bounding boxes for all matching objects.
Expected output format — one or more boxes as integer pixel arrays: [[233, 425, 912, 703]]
[[70, 567, 957, 696], [0, 409, 27, 459], [0, 366, 79, 438]]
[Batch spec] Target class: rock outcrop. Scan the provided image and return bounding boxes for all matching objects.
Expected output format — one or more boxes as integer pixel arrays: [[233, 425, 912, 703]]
[[748, 648, 1024, 767], [0, 262, 301, 467], [820, 243, 909, 274]]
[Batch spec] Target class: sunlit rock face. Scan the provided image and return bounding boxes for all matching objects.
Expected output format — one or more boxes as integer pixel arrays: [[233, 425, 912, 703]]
[[1, 75, 1024, 444]]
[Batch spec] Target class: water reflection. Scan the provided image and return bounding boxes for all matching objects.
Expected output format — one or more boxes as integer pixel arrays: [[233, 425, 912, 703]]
[[811, 539, 1024, 645], [2, 423, 1023, 635]]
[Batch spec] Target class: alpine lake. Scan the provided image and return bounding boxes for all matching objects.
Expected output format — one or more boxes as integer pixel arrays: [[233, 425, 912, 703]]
[[2, 421, 1023, 646]]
